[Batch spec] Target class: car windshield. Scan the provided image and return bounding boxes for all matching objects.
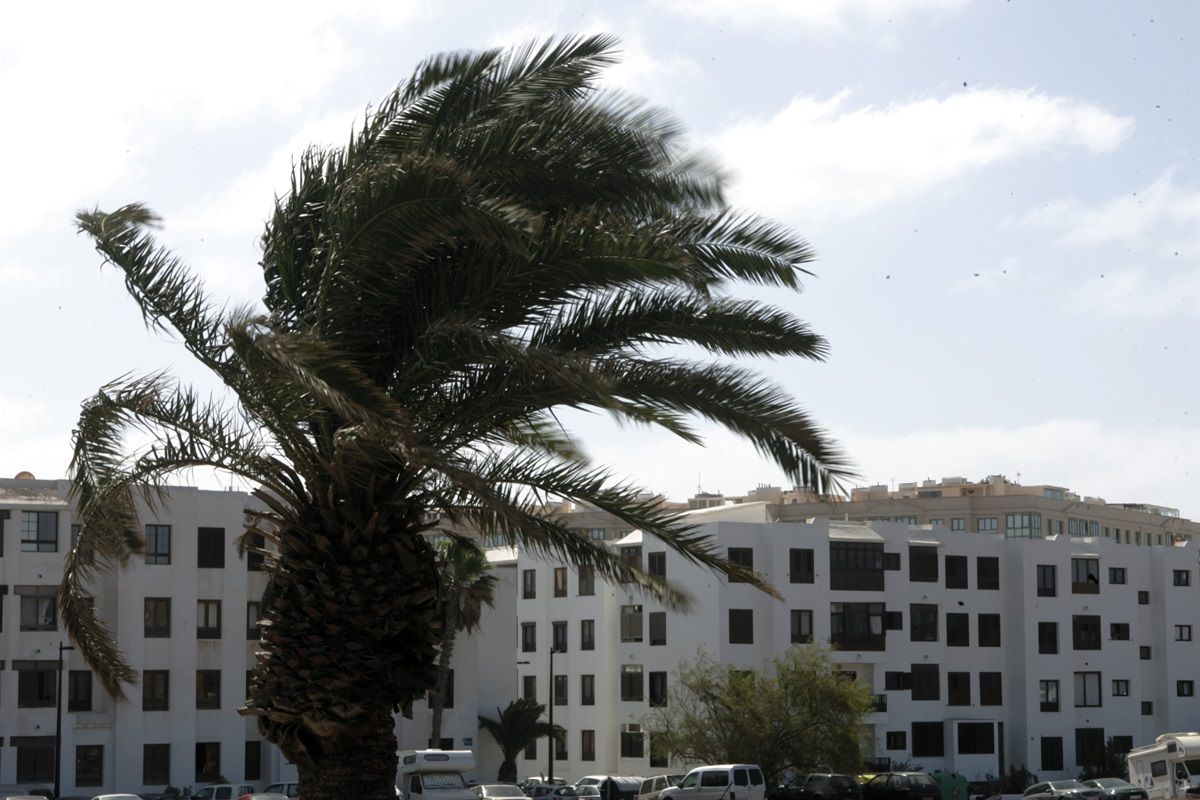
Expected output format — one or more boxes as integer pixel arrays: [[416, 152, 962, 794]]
[[577, 789, 600, 797], [1050, 782, 1086, 790], [1091, 781, 1130, 788], [423, 774, 468, 790], [1185, 762, 1200, 776], [483, 787, 525, 798]]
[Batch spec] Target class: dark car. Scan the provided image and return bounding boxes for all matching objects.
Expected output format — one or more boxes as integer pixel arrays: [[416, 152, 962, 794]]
[[1022, 782, 1102, 800], [862, 773, 941, 800], [1081, 781, 1147, 800], [771, 775, 863, 800]]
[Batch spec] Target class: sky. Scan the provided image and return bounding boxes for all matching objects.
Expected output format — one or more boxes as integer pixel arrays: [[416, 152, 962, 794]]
[[2, 1, 1199, 514]]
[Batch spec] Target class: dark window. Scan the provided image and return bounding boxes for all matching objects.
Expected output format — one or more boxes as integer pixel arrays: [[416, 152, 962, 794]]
[[578, 566, 595, 596], [912, 722, 944, 757], [910, 603, 938, 642], [1176, 624, 1192, 641], [620, 725, 644, 758], [1138, 590, 1150, 605], [581, 619, 595, 650], [883, 551, 901, 570], [886, 731, 907, 750], [21, 511, 58, 552], [1109, 567, 1126, 584], [1041, 737, 1064, 771], [1179, 681, 1195, 697], [143, 670, 169, 711], [620, 605, 643, 643], [911, 664, 940, 701], [246, 532, 265, 572], [522, 675, 536, 701], [247, 601, 261, 641], [910, 546, 938, 582], [649, 611, 666, 646], [1071, 558, 1100, 594], [980, 672, 1003, 705], [145, 597, 171, 638], [978, 613, 1001, 647], [1073, 615, 1102, 650], [522, 569, 536, 599], [521, 622, 536, 652], [68, 670, 93, 712], [885, 671, 910, 690], [143, 743, 170, 785], [1141, 701, 1153, 715], [75, 745, 104, 787], [790, 548, 815, 583], [727, 547, 754, 581], [1111, 622, 1130, 640], [20, 589, 57, 631], [553, 729, 567, 761], [145, 524, 171, 565], [1076, 728, 1105, 767], [977, 556, 1000, 589], [791, 609, 813, 644], [830, 602, 885, 650], [581, 730, 596, 761], [947, 613, 969, 647], [552, 620, 568, 652], [649, 671, 668, 707], [554, 675, 567, 706], [245, 741, 263, 781], [885, 610, 903, 630], [1113, 736, 1134, 755], [1037, 564, 1057, 597], [1038, 621, 1058, 654], [524, 739, 536, 761], [1040, 679, 1060, 712], [620, 546, 641, 577], [1112, 679, 1130, 697], [195, 742, 220, 783], [18, 666, 57, 708], [581, 674, 595, 705], [553, 567, 567, 597], [947, 671, 970, 706], [196, 670, 221, 709], [958, 723, 995, 755], [16, 738, 54, 783], [830, 541, 884, 591], [729, 609, 754, 644], [197, 527, 224, 568], [197, 599, 221, 639], [621, 665, 644, 701], [649, 736, 668, 768], [1074, 671, 1101, 707], [945, 555, 968, 589], [1175, 569, 1192, 587], [1140, 645, 1151, 660], [648, 551, 666, 577]]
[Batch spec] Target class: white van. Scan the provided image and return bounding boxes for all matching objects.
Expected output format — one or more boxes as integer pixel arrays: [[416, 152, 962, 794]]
[[398, 750, 478, 800], [1128, 733, 1200, 800], [659, 766, 766, 800]]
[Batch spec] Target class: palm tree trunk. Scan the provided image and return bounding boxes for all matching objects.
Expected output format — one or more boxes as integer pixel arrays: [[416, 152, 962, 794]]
[[429, 599, 461, 744], [298, 705, 397, 800], [498, 758, 517, 783]]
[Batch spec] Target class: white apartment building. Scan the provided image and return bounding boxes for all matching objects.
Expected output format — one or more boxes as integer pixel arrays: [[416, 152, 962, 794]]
[[514, 503, 1200, 784], [0, 478, 516, 796]]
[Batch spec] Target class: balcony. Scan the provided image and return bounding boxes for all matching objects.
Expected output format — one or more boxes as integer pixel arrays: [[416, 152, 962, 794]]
[[830, 633, 886, 652]]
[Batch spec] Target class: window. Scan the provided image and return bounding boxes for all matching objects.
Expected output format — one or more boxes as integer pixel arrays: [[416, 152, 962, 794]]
[[1040, 679, 1060, 712], [1071, 558, 1100, 594], [1112, 679, 1130, 697], [195, 742, 221, 783], [947, 613, 969, 646], [1111, 622, 1130, 640], [909, 546, 938, 582], [580, 619, 595, 650], [620, 545, 642, 578], [145, 524, 171, 565], [19, 587, 57, 631], [521, 623, 535, 652], [649, 671, 668, 707], [791, 609, 813, 644], [621, 664, 644, 701], [143, 670, 170, 710], [729, 608, 754, 644], [911, 664, 940, 701], [1038, 621, 1058, 654], [1177, 625, 1193, 642], [912, 722, 944, 757], [649, 611, 666, 646], [1179, 680, 1195, 697], [980, 672, 1003, 705], [1006, 512, 1042, 539], [553, 567, 567, 597], [581, 674, 595, 705], [886, 731, 907, 750], [885, 610, 903, 630], [950, 517, 965, 531], [958, 722, 995, 755], [245, 741, 263, 781], [1142, 701, 1154, 715], [75, 745, 104, 787], [15, 737, 55, 783], [948, 671, 970, 706], [883, 551, 901, 570], [144, 743, 170, 785], [1140, 645, 1151, 660], [895, 515, 917, 525], [246, 532, 265, 572], [1113, 736, 1134, 755], [17, 664, 57, 707], [145, 597, 171, 638], [1041, 737, 1064, 771], [1138, 590, 1150, 605], [578, 565, 595, 596], [977, 556, 1000, 589], [524, 739, 536, 761], [1076, 728, 1105, 768], [21, 510, 58, 552], [911, 604, 938, 642], [620, 605, 643, 642], [727, 547, 754, 581], [1073, 615, 1102, 650], [522, 675, 536, 702], [829, 541, 884, 590], [649, 736, 668, 769], [246, 601, 262, 641], [1109, 566, 1126, 584], [978, 614, 1001, 647], [830, 602, 885, 650], [1037, 564, 1057, 597], [196, 670, 221, 709], [977, 517, 998, 533], [197, 600, 221, 639], [197, 526, 224, 568], [553, 675, 567, 706], [69, 670, 93, 712], [1074, 671, 1101, 707], [581, 729, 596, 761], [552, 620, 568, 652], [945, 555, 968, 589], [790, 548, 814, 583], [553, 729, 567, 761], [522, 569, 536, 599], [648, 551, 666, 577], [1175, 569, 1192, 587], [620, 724, 644, 758], [885, 671, 910, 690]]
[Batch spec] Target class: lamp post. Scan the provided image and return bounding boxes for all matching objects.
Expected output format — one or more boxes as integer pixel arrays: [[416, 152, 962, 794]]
[[547, 644, 559, 784], [55, 641, 76, 800]]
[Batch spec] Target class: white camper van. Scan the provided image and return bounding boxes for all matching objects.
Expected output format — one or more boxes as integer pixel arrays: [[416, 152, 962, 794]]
[[397, 750, 478, 800], [1127, 733, 1200, 800]]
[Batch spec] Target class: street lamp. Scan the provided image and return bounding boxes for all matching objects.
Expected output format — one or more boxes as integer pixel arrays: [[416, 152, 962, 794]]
[[55, 641, 76, 800], [547, 645, 559, 785]]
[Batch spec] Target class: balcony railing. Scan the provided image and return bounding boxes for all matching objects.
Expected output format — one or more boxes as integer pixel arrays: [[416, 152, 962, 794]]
[[830, 633, 886, 652]]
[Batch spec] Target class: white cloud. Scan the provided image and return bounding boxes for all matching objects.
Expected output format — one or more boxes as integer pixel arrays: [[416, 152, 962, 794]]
[[1069, 266, 1200, 317], [656, 0, 970, 31], [711, 88, 1133, 227]]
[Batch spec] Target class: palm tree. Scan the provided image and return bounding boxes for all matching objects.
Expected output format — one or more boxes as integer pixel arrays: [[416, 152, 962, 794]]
[[429, 538, 497, 745], [64, 34, 851, 800], [479, 700, 562, 783]]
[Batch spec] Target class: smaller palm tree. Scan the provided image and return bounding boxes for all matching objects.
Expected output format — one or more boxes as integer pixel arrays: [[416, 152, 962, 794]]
[[430, 538, 498, 744], [479, 699, 562, 783]]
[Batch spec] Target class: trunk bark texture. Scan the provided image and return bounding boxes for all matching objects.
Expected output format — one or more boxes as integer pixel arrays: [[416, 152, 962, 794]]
[[297, 706, 397, 800]]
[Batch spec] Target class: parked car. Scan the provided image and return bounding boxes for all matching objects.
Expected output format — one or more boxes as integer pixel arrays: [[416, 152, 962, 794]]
[[521, 780, 568, 798], [263, 784, 299, 800], [476, 786, 527, 800], [194, 787, 256, 800], [1082, 781, 1147, 800], [0, 787, 54, 800], [862, 773, 941, 800], [91, 795, 143, 800], [660, 765, 767, 800], [771, 775, 863, 800], [1021, 782, 1102, 800], [576, 789, 601, 800], [639, 776, 686, 800]]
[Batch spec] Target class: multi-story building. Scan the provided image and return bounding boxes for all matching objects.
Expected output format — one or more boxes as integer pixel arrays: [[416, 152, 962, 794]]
[[0, 477, 515, 795], [516, 502, 1200, 783]]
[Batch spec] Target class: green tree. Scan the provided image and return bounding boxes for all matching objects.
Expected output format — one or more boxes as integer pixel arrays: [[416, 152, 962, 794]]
[[64, 35, 850, 800], [429, 538, 497, 745], [1078, 737, 1129, 781], [646, 647, 873, 786], [479, 700, 562, 783]]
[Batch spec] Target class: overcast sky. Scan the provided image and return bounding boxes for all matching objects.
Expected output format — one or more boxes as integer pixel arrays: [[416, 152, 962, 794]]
[[2, 1, 1198, 514]]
